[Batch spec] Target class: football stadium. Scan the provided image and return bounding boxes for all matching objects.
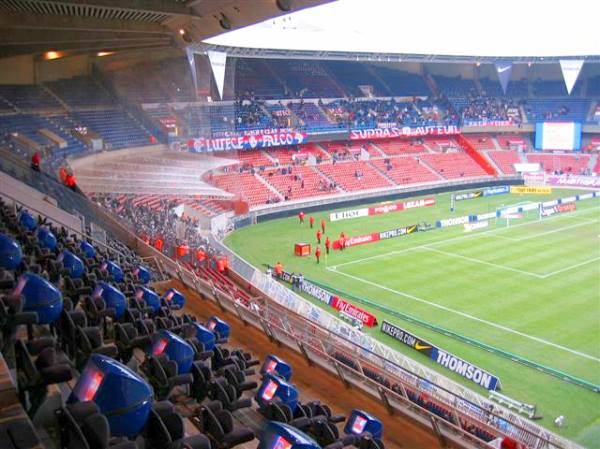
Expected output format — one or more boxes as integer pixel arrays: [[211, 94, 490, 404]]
[[0, 1, 598, 449]]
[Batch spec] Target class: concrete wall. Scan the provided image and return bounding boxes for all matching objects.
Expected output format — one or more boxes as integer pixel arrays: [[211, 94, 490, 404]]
[[0, 55, 35, 84]]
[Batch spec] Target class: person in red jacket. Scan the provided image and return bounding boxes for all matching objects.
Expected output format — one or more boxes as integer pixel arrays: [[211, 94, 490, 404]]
[[320, 218, 326, 233], [154, 238, 164, 252], [339, 231, 346, 251], [325, 236, 331, 254], [315, 246, 321, 264], [31, 152, 41, 171], [65, 173, 77, 190], [298, 211, 305, 224], [309, 216, 315, 229], [316, 229, 322, 244]]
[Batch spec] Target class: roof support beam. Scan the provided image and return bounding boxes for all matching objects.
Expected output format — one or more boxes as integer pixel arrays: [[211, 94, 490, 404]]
[[0, 11, 172, 34], [24, 0, 201, 18]]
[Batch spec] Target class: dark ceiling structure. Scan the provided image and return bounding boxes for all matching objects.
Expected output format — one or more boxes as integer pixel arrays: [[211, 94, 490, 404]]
[[0, 0, 329, 58]]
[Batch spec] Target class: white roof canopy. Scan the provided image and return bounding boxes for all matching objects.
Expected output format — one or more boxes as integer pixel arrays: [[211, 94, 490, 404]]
[[205, 0, 600, 58]]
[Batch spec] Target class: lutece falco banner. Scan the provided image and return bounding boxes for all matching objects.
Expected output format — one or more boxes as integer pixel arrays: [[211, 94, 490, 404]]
[[380, 321, 501, 390]]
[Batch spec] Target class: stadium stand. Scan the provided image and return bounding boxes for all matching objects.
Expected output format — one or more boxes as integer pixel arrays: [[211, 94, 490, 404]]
[[233, 58, 286, 99], [370, 157, 441, 185], [317, 160, 394, 191], [526, 153, 590, 174], [72, 109, 152, 149], [266, 59, 345, 98], [486, 150, 521, 175], [523, 98, 591, 122], [209, 172, 280, 205], [45, 76, 114, 108], [0, 84, 62, 110], [420, 151, 489, 179], [260, 165, 336, 200]]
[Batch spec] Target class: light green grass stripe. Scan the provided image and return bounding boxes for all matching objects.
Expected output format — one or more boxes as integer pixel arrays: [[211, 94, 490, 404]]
[[306, 277, 600, 393]]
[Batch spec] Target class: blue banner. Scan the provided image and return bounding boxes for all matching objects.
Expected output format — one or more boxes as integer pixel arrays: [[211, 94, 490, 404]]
[[381, 321, 501, 390], [483, 185, 509, 196]]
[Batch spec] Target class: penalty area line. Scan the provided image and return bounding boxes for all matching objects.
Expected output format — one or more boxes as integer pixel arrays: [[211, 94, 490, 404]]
[[326, 267, 600, 363]]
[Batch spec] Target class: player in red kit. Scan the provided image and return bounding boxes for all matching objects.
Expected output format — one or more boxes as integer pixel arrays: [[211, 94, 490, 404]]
[[320, 218, 326, 233], [315, 246, 321, 264], [298, 211, 305, 224], [325, 236, 331, 254], [316, 229, 322, 244], [309, 216, 315, 229], [339, 231, 346, 251]]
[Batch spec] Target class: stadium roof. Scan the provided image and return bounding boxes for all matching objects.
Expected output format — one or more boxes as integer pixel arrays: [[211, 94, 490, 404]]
[[0, 0, 328, 58], [204, 0, 600, 59]]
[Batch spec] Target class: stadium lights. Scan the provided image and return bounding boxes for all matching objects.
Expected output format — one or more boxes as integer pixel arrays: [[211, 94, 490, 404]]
[[97, 51, 115, 57], [179, 28, 186, 35], [43, 50, 63, 60]]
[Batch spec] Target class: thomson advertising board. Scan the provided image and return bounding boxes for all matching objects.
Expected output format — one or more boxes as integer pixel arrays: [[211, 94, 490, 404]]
[[381, 321, 501, 390]]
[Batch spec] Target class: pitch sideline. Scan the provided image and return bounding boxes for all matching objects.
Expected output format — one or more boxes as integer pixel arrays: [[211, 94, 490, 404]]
[[326, 267, 600, 363]]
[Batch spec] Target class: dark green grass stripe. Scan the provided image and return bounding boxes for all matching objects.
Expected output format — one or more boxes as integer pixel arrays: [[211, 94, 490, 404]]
[[306, 277, 600, 392]]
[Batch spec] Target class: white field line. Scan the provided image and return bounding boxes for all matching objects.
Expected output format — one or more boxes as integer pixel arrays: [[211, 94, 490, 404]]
[[509, 219, 596, 242], [541, 256, 600, 278], [331, 205, 600, 270], [326, 267, 600, 363], [420, 247, 544, 278]]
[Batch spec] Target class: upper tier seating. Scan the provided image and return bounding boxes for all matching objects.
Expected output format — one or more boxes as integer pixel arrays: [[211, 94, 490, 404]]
[[524, 99, 591, 123], [0, 85, 62, 110], [486, 150, 520, 174], [526, 153, 590, 175], [288, 102, 334, 129], [420, 152, 488, 179], [324, 61, 388, 97], [45, 76, 113, 108], [435, 76, 478, 98], [267, 60, 345, 98], [371, 157, 441, 185], [531, 79, 586, 97], [369, 67, 431, 96], [317, 160, 394, 192], [110, 58, 194, 104], [73, 109, 152, 149], [233, 58, 285, 99]]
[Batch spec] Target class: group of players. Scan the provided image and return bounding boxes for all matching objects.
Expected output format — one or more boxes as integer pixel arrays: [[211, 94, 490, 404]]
[[298, 211, 347, 263]]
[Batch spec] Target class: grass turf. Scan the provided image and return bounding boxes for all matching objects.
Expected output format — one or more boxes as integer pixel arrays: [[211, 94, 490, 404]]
[[224, 188, 600, 446]]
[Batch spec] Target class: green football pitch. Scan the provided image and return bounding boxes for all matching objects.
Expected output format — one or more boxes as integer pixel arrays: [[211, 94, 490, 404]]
[[224, 188, 600, 447]]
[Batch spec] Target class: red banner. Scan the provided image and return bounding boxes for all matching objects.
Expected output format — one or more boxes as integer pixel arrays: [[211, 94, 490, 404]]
[[349, 125, 460, 141], [333, 232, 380, 250], [331, 297, 378, 327], [369, 197, 435, 216], [330, 197, 435, 222]]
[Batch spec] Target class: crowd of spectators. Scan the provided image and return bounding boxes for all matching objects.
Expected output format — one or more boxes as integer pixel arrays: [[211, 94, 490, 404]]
[[324, 97, 457, 129], [92, 194, 208, 258], [457, 96, 522, 124]]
